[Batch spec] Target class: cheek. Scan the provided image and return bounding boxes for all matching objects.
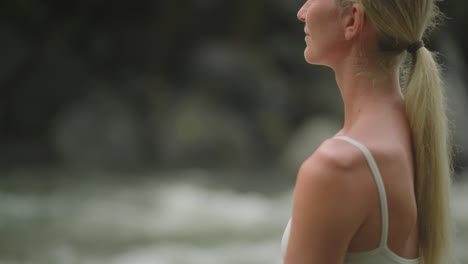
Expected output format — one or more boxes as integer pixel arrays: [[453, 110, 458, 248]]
[[305, 8, 330, 37], [306, 10, 341, 43], [305, 9, 318, 32]]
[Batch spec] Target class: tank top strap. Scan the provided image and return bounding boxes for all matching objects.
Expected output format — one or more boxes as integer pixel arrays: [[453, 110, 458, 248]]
[[334, 136, 389, 247]]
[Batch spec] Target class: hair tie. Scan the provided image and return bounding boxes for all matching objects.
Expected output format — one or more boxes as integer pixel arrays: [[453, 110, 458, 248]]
[[407, 40, 424, 53]]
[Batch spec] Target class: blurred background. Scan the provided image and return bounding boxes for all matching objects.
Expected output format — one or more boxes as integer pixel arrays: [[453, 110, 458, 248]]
[[0, 0, 467, 263]]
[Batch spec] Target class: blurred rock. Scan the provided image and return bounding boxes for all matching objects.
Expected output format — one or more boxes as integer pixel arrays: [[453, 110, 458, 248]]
[[187, 42, 271, 112], [154, 93, 260, 168], [0, 26, 30, 85], [51, 87, 146, 169], [86, 24, 161, 74], [184, 41, 301, 166], [254, 109, 291, 157], [277, 116, 342, 175], [11, 30, 90, 132]]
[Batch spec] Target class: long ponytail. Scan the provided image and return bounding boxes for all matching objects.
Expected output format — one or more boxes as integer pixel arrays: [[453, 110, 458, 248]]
[[337, 0, 455, 263], [404, 47, 455, 264]]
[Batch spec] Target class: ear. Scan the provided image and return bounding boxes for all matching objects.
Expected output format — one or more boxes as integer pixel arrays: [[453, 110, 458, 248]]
[[342, 3, 364, 41]]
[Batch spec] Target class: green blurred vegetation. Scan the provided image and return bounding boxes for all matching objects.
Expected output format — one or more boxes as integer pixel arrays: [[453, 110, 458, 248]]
[[0, 0, 466, 172]]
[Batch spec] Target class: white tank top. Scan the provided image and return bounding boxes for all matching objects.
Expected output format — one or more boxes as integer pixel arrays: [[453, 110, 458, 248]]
[[281, 136, 420, 264]]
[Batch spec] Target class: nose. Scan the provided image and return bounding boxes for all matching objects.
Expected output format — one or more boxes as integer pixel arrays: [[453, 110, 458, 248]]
[[297, 4, 306, 22]]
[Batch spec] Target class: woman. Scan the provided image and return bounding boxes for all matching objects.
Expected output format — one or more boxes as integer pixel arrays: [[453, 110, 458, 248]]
[[281, 0, 455, 264]]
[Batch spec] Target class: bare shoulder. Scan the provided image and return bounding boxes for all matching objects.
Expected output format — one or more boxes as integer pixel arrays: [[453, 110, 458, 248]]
[[298, 137, 365, 182], [294, 137, 368, 211], [294, 136, 371, 219], [284, 138, 369, 263]]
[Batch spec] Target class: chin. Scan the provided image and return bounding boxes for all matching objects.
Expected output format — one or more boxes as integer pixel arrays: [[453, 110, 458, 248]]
[[303, 47, 316, 63], [304, 48, 330, 66], [304, 52, 319, 65]]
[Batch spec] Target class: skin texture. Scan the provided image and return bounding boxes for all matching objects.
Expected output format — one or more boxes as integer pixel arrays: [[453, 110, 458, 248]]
[[284, 0, 420, 263], [300, 0, 347, 65]]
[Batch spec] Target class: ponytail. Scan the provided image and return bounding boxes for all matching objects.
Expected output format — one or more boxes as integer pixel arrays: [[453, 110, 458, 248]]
[[403, 47, 455, 264]]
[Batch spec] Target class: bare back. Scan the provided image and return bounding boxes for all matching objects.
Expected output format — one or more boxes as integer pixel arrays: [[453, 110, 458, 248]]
[[339, 106, 419, 259]]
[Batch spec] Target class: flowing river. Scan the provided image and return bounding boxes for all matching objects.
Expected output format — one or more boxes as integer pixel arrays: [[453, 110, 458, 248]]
[[0, 169, 466, 264]]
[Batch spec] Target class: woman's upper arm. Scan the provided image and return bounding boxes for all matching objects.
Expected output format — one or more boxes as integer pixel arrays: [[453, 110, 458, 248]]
[[284, 143, 365, 264]]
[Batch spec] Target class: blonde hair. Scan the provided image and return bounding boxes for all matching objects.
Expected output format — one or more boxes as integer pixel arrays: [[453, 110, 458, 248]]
[[337, 1, 455, 263]]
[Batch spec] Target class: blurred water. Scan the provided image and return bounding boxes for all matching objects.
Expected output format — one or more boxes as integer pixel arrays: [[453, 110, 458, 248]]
[[0, 170, 466, 264]]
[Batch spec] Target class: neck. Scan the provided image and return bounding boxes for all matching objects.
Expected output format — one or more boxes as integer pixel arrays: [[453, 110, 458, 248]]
[[332, 57, 404, 133]]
